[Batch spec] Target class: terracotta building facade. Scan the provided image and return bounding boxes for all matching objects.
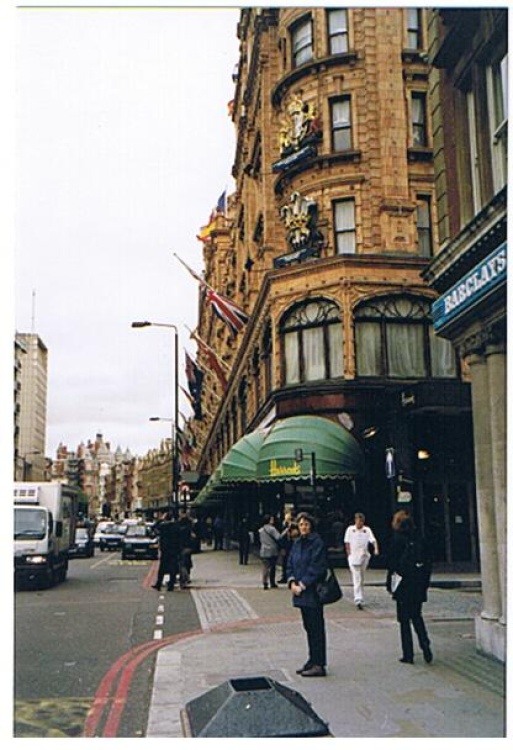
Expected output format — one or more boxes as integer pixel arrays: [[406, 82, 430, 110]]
[[189, 8, 477, 568]]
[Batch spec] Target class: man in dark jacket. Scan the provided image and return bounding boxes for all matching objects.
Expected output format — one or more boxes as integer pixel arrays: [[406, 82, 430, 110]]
[[152, 513, 181, 591], [287, 512, 328, 677]]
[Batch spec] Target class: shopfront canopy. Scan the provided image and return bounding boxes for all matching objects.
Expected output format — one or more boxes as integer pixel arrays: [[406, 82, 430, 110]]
[[256, 415, 364, 482], [194, 415, 364, 506], [217, 430, 266, 483]]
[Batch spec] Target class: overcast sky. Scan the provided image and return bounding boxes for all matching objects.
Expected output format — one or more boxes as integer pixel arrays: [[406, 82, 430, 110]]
[[14, 2, 241, 458]]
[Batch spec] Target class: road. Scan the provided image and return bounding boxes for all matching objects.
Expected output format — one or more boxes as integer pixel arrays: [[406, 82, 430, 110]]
[[14, 549, 200, 737]]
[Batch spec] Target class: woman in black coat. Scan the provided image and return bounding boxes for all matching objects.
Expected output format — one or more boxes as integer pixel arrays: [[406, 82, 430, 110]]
[[386, 510, 433, 664], [287, 513, 328, 677]]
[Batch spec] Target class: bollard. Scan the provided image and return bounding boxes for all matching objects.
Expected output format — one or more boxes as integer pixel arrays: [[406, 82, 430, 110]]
[[182, 676, 331, 737]]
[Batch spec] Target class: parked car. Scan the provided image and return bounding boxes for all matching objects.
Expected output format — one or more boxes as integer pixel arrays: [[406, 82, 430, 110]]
[[99, 523, 127, 552], [121, 524, 159, 560], [69, 526, 95, 558], [94, 520, 114, 547]]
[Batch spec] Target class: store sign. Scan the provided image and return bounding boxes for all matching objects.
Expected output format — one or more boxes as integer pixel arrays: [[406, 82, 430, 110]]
[[269, 459, 301, 477], [432, 242, 507, 331]]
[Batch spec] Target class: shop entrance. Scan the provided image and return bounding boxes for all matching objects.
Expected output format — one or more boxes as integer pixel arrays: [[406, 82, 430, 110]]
[[418, 480, 479, 568]]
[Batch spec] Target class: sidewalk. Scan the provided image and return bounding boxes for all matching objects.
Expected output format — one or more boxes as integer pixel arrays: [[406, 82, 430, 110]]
[[146, 547, 506, 738]]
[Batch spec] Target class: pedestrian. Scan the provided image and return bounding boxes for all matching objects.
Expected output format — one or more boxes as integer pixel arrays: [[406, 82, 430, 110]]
[[177, 510, 195, 588], [213, 515, 225, 550], [277, 521, 299, 583], [258, 514, 281, 589], [344, 511, 379, 609], [237, 515, 251, 565], [152, 512, 181, 592], [386, 510, 433, 665], [286, 512, 328, 677]]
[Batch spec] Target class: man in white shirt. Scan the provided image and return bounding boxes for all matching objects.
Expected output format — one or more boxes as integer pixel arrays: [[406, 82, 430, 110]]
[[344, 512, 379, 609]]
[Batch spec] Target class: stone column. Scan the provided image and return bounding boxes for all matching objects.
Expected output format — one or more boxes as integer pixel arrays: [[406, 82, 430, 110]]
[[486, 343, 507, 625], [467, 353, 501, 621]]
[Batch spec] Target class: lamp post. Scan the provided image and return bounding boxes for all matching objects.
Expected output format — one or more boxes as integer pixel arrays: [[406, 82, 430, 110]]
[[132, 321, 179, 518]]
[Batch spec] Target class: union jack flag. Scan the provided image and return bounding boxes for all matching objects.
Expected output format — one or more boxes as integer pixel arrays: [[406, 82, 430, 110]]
[[174, 253, 249, 335], [205, 288, 249, 335]]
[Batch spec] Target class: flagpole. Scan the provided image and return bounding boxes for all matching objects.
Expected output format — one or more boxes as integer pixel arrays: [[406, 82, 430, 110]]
[[173, 252, 217, 294], [186, 325, 231, 373]]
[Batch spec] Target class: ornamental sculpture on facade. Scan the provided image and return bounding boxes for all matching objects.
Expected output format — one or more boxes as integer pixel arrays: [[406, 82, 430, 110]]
[[279, 94, 320, 156], [274, 190, 324, 269]]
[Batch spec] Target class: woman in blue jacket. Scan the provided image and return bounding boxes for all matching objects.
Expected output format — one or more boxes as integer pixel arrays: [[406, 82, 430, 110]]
[[287, 512, 328, 677]]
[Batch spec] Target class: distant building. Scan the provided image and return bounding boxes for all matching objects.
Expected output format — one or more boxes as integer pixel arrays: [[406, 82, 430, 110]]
[[51, 432, 116, 517], [135, 439, 173, 517], [14, 336, 27, 478], [15, 333, 48, 481]]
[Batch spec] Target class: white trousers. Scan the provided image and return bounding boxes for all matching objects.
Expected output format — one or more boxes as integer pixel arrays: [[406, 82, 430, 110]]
[[349, 558, 370, 603]]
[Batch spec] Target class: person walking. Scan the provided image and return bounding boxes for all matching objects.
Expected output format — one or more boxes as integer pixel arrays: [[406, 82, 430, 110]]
[[237, 515, 251, 565], [344, 511, 379, 609], [287, 512, 328, 677], [152, 512, 181, 592], [258, 515, 281, 589], [386, 510, 433, 664], [213, 515, 225, 550], [177, 510, 195, 589]]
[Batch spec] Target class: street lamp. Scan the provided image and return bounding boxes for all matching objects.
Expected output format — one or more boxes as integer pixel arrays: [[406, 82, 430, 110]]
[[132, 321, 180, 517]]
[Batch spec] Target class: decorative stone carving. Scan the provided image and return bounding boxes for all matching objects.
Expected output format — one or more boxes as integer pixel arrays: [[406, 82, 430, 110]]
[[279, 94, 320, 156], [275, 191, 324, 268]]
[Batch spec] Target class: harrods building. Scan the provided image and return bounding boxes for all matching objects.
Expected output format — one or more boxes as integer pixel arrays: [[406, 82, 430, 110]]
[[186, 8, 500, 596]]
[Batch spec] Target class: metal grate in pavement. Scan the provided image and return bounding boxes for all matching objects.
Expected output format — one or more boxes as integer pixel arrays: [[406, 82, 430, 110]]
[[191, 588, 258, 631], [442, 652, 505, 696]]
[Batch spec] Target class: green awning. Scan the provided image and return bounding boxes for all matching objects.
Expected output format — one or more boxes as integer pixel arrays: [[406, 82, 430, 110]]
[[194, 415, 364, 504], [218, 430, 266, 483], [256, 415, 364, 482]]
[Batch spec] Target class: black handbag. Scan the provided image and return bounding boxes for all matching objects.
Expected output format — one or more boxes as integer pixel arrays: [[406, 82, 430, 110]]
[[316, 566, 343, 605]]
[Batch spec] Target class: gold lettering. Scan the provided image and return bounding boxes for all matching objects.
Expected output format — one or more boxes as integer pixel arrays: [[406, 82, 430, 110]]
[[269, 459, 302, 477]]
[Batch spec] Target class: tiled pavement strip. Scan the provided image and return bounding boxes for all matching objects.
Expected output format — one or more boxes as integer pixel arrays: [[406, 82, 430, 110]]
[[146, 548, 506, 739]]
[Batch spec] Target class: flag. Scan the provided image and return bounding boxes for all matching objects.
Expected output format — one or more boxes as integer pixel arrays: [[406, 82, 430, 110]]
[[180, 385, 202, 421], [196, 217, 216, 243], [189, 329, 229, 391], [215, 190, 227, 215], [185, 351, 204, 402], [205, 288, 249, 335], [174, 254, 249, 335]]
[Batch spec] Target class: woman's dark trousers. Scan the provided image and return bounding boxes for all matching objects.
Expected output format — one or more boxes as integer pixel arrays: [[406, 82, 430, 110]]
[[300, 606, 326, 667], [397, 600, 430, 661]]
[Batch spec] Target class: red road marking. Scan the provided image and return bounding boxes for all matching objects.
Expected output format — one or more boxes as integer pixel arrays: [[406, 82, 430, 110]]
[[143, 560, 158, 589], [84, 631, 202, 737], [85, 610, 299, 737]]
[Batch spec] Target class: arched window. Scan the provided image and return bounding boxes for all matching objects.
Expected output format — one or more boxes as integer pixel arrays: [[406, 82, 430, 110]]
[[281, 298, 343, 385], [354, 295, 457, 378]]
